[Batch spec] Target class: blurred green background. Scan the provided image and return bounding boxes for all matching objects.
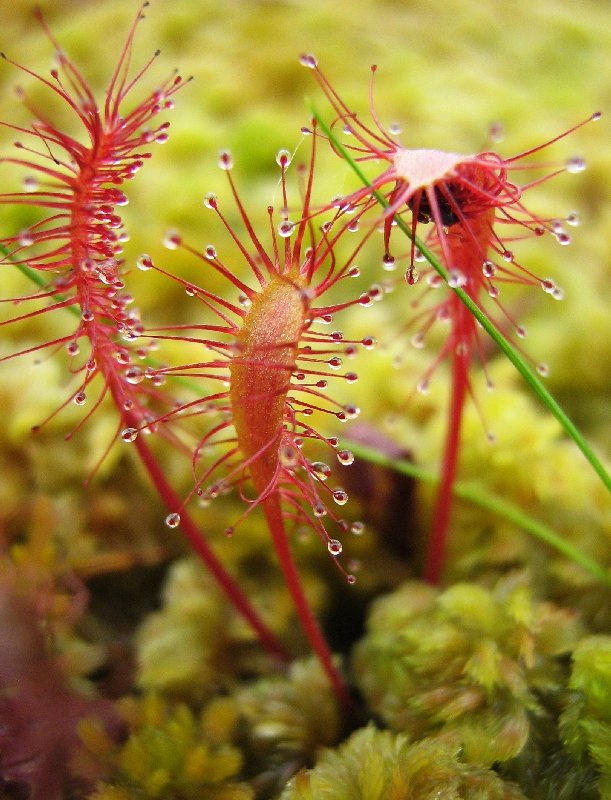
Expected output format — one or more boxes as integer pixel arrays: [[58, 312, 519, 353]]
[[1, 0, 608, 392], [0, 0, 609, 451]]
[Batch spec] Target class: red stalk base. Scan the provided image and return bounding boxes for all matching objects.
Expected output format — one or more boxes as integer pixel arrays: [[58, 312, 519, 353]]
[[263, 494, 355, 714], [424, 345, 469, 585]]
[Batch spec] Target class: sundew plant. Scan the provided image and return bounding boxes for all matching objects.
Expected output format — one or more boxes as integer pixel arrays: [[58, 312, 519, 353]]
[[0, 2, 609, 799]]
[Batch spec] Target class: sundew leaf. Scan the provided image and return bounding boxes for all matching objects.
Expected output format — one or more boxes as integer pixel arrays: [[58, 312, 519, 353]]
[[311, 105, 610, 496]]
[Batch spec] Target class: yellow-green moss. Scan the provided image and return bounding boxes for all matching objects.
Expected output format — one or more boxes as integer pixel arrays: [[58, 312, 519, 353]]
[[82, 694, 252, 800], [281, 724, 528, 800], [353, 578, 583, 766]]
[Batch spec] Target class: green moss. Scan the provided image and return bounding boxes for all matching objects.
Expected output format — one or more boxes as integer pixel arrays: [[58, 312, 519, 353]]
[[353, 578, 583, 767], [233, 657, 342, 796], [83, 694, 252, 800], [280, 724, 527, 800], [560, 636, 611, 796]]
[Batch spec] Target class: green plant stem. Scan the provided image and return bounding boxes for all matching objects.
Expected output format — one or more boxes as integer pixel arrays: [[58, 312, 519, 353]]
[[347, 439, 611, 587], [311, 106, 610, 495]]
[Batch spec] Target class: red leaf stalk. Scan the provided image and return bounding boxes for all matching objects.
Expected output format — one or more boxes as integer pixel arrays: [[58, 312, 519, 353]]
[[136, 132, 377, 709]]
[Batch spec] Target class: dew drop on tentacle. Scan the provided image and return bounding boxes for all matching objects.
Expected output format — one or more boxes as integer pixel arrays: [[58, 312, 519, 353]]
[[136, 253, 153, 271], [482, 260, 496, 278], [74, 391, 86, 405], [121, 427, 138, 443], [203, 192, 218, 209], [337, 449, 355, 466], [343, 404, 359, 420], [327, 539, 343, 556], [124, 366, 144, 384], [278, 220, 295, 238], [218, 149, 233, 170], [165, 512, 181, 528], [410, 332, 425, 349], [447, 269, 467, 288], [350, 520, 365, 536], [163, 229, 181, 249], [299, 53, 318, 68], [276, 148, 292, 168], [311, 461, 332, 481], [566, 156, 586, 173], [332, 488, 348, 506], [536, 362, 550, 377], [280, 443, 300, 467], [405, 267, 419, 285]]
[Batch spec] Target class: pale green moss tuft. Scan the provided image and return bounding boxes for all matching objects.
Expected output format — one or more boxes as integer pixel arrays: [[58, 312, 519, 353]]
[[280, 724, 527, 800], [135, 559, 231, 697], [560, 635, 611, 796], [353, 578, 583, 766], [84, 693, 252, 800], [233, 657, 342, 796]]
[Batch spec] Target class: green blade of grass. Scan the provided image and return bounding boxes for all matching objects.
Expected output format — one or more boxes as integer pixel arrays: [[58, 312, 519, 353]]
[[311, 105, 610, 495], [347, 439, 611, 587], [0, 243, 80, 318]]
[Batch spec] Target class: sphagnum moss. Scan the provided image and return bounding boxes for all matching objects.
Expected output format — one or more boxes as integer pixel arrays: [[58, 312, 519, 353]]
[[280, 724, 528, 800], [560, 636, 611, 798], [81, 694, 252, 800], [352, 578, 584, 766]]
